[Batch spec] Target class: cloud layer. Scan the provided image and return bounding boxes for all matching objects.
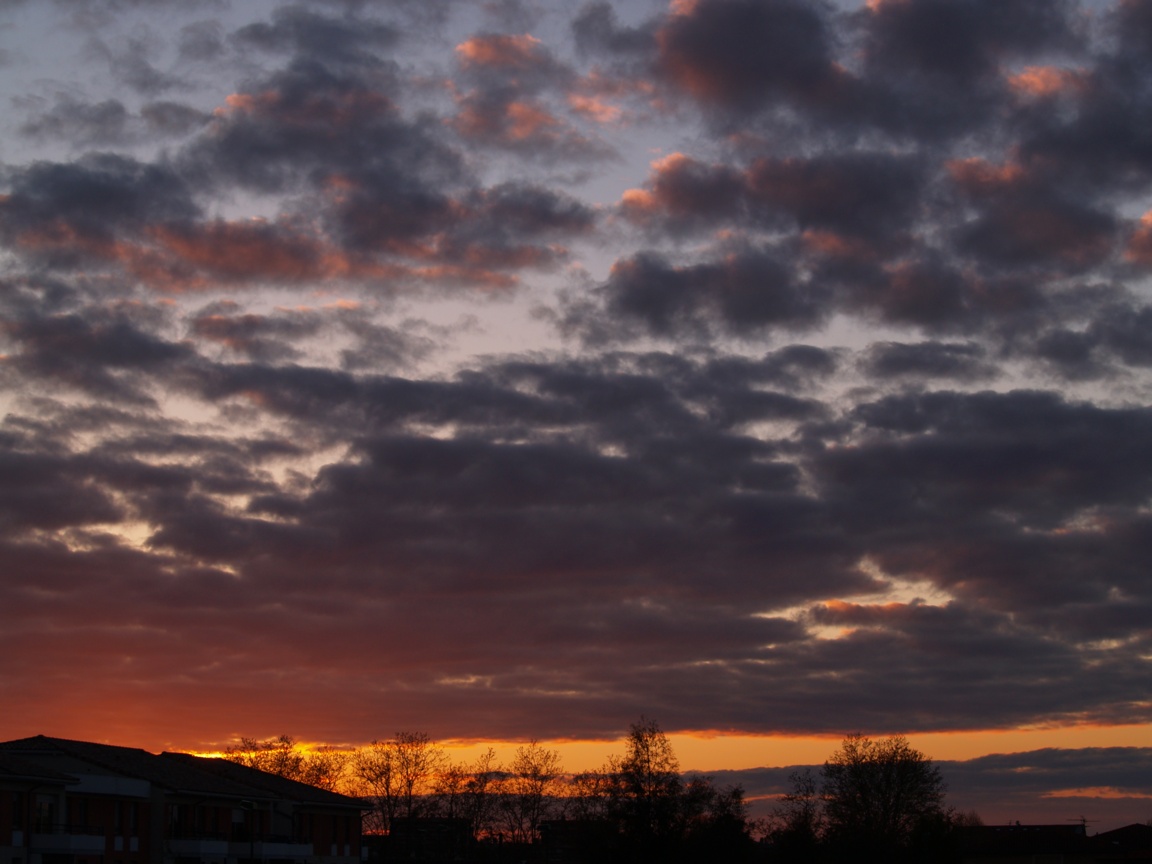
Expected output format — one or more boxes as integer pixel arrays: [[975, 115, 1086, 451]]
[[1, 0, 1151, 787]]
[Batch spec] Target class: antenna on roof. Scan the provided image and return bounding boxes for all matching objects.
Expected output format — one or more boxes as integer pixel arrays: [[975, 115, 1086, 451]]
[[1066, 816, 1098, 830]]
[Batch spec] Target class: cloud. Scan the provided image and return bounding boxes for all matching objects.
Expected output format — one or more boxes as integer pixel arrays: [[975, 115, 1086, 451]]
[[0, 154, 200, 271], [230, 5, 398, 66], [862, 0, 1076, 85], [563, 247, 829, 342], [18, 97, 134, 147], [176, 19, 226, 62], [860, 341, 998, 382], [189, 303, 323, 363], [2, 2, 1152, 795], [656, 0, 842, 108], [713, 747, 1152, 829], [85, 30, 185, 96], [449, 31, 616, 160], [571, 2, 654, 57]]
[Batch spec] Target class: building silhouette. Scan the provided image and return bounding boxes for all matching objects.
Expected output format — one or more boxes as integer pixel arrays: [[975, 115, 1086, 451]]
[[0, 736, 365, 864]]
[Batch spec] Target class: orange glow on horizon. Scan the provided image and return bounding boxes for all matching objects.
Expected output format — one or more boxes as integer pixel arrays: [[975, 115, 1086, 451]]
[[433, 723, 1152, 773], [13, 722, 1152, 775]]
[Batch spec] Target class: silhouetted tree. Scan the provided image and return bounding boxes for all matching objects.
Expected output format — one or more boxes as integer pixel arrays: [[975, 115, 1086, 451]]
[[768, 768, 823, 863], [679, 777, 755, 863], [223, 735, 347, 791], [420, 747, 505, 840], [351, 739, 398, 833], [462, 747, 502, 839], [820, 734, 948, 863], [564, 767, 613, 821], [499, 741, 563, 843], [351, 731, 445, 833], [607, 716, 684, 860], [598, 717, 755, 863], [432, 759, 470, 820]]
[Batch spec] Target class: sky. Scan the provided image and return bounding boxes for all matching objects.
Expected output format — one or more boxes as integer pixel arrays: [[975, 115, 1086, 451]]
[[1, 0, 1152, 831]]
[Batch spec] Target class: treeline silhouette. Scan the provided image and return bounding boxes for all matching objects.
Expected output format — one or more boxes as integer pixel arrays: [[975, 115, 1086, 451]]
[[224, 720, 964, 863]]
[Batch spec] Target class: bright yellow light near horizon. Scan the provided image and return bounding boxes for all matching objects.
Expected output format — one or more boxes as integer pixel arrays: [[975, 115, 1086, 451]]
[[185, 722, 1152, 775], [441, 723, 1152, 773]]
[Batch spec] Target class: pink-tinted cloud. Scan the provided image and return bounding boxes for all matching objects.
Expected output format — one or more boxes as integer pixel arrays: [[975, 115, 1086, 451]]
[[566, 92, 622, 124], [619, 152, 743, 227], [1007, 64, 1089, 98], [1125, 211, 1152, 265], [455, 33, 547, 70], [948, 158, 1118, 271]]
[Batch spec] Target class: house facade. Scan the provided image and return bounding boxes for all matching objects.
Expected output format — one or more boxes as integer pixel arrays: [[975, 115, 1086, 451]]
[[0, 737, 364, 864]]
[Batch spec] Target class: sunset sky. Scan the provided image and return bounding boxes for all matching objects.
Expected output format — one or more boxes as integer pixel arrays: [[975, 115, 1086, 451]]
[[2, 0, 1152, 830]]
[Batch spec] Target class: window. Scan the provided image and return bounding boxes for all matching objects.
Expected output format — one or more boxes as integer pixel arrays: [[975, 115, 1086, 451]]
[[71, 798, 88, 829], [35, 795, 55, 831]]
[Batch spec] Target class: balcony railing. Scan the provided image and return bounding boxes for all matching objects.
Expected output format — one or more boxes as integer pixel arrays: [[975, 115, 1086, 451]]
[[170, 830, 230, 841], [169, 835, 230, 857], [229, 830, 313, 845], [32, 824, 106, 854], [228, 837, 314, 860], [33, 822, 104, 836]]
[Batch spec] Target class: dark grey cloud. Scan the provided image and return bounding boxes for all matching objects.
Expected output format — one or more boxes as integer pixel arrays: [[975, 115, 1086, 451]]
[[18, 96, 133, 147], [336, 313, 441, 372], [861, 341, 997, 382], [0, 305, 191, 403], [85, 31, 184, 95], [564, 247, 828, 342], [481, 0, 546, 32], [571, 1, 655, 56], [0, 152, 199, 271], [176, 19, 226, 62], [657, 0, 842, 108], [176, 58, 416, 195], [853, 0, 1080, 138], [950, 176, 1117, 275], [747, 152, 926, 243], [18, 96, 211, 146], [189, 303, 323, 363], [2, 333, 1151, 748], [139, 101, 212, 137], [0, 447, 123, 532], [230, 5, 399, 66], [861, 0, 1077, 85]]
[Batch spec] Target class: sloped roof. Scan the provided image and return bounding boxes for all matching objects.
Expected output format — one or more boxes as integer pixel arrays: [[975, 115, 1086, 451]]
[[161, 753, 365, 809], [0, 750, 76, 783], [0, 735, 257, 798], [1090, 823, 1152, 851], [0, 736, 360, 808]]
